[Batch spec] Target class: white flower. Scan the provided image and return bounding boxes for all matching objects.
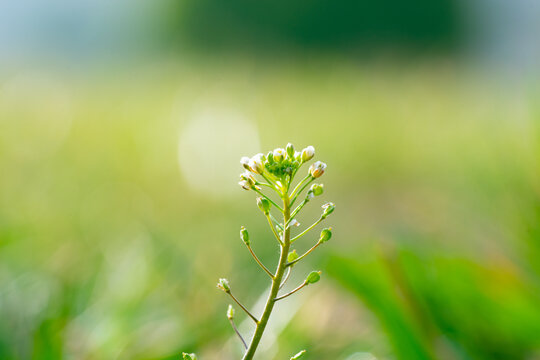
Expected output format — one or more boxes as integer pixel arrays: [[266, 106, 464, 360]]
[[301, 146, 315, 162], [240, 156, 251, 170], [309, 161, 327, 178], [238, 180, 251, 190], [273, 148, 286, 162], [249, 153, 265, 174]]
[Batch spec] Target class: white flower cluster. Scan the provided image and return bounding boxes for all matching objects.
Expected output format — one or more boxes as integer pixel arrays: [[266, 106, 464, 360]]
[[238, 143, 326, 191]]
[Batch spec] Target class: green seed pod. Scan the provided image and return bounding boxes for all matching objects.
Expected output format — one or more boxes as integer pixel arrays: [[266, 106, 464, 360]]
[[257, 197, 271, 215], [287, 249, 299, 263], [321, 202, 335, 219], [217, 278, 230, 292], [286, 143, 295, 158], [227, 304, 234, 320], [290, 350, 307, 360], [306, 271, 322, 284], [310, 183, 324, 196], [182, 353, 198, 360], [319, 227, 332, 243], [240, 226, 250, 245]]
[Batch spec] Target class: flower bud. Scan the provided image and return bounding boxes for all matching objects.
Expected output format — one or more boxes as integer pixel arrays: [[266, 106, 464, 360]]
[[310, 183, 324, 196], [238, 180, 251, 191], [183, 353, 197, 360], [319, 227, 332, 243], [309, 161, 327, 178], [301, 146, 315, 162], [289, 219, 300, 227], [286, 143, 295, 158], [290, 350, 307, 360], [249, 153, 265, 174], [266, 151, 274, 164], [257, 197, 271, 215], [240, 156, 251, 170], [287, 249, 299, 263], [273, 148, 286, 162], [217, 278, 230, 293], [294, 151, 302, 162], [227, 304, 234, 320], [321, 202, 335, 219], [305, 271, 322, 284], [239, 171, 258, 191], [240, 226, 250, 245]]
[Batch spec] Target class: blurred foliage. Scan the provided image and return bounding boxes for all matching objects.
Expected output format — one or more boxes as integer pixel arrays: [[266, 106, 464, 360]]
[[1, 59, 540, 359], [172, 0, 461, 54]]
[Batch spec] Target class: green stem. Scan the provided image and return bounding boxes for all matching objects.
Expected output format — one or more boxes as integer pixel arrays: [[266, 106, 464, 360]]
[[291, 216, 323, 243], [287, 241, 321, 267], [253, 188, 283, 213], [269, 214, 284, 230], [229, 318, 248, 349], [227, 291, 259, 324], [247, 245, 274, 278], [279, 267, 292, 289], [290, 177, 314, 205], [289, 174, 311, 200], [274, 281, 308, 301], [242, 195, 291, 360], [266, 215, 283, 246]]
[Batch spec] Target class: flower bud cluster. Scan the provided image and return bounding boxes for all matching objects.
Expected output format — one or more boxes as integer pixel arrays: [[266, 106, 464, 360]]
[[239, 143, 321, 186], [182, 353, 197, 360]]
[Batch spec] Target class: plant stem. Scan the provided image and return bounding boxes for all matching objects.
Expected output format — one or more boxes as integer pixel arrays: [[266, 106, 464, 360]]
[[266, 214, 283, 246], [242, 195, 291, 360], [291, 216, 323, 243], [229, 318, 248, 349], [247, 245, 274, 278], [274, 281, 308, 301], [253, 188, 283, 212], [279, 267, 292, 289], [286, 241, 321, 267], [227, 291, 259, 324]]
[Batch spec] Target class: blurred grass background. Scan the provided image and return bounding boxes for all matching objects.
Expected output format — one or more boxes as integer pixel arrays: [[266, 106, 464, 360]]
[[1, 1, 540, 359]]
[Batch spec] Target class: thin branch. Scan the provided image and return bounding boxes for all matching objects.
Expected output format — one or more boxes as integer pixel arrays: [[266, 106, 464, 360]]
[[247, 245, 274, 278], [269, 214, 284, 230], [289, 174, 311, 200], [229, 318, 248, 349], [279, 267, 292, 290], [291, 177, 315, 205], [287, 241, 322, 267], [227, 291, 259, 323], [253, 188, 283, 212], [266, 214, 284, 246], [274, 281, 308, 301], [286, 199, 309, 227], [261, 173, 278, 189], [291, 216, 323, 243]]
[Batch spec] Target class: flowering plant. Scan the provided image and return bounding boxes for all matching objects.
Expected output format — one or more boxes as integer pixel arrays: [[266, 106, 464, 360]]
[[184, 143, 335, 360]]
